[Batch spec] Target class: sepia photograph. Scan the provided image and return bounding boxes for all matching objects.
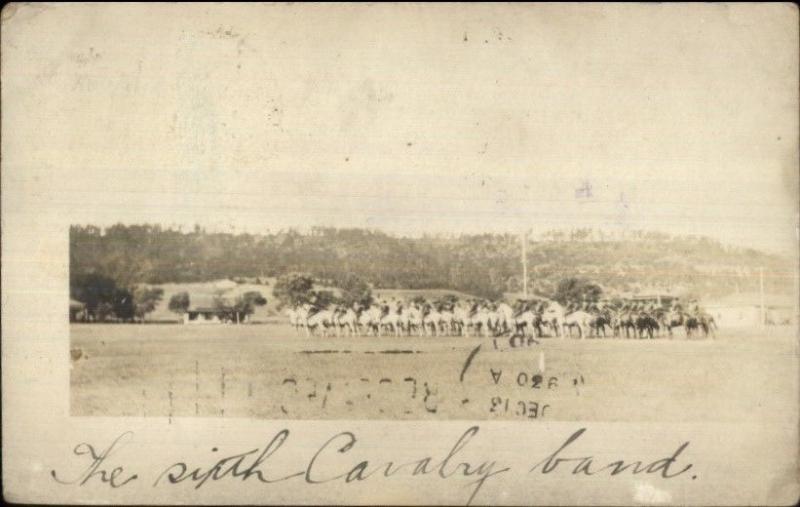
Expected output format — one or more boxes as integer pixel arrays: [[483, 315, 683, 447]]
[[69, 223, 797, 423], [3, 2, 799, 505]]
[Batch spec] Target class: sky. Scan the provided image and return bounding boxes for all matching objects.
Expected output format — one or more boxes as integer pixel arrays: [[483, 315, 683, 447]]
[[4, 3, 798, 254]]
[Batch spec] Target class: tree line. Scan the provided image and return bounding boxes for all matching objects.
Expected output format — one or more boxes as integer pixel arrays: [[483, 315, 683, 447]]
[[70, 224, 793, 307], [269, 272, 602, 309]]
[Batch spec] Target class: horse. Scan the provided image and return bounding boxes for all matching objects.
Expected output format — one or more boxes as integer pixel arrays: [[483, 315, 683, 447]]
[[635, 312, 659, 339], [406, 304, 425, 336], [421, 304, 439, 336], [662, 310, 687, 338], [682, 313, 702, 339], [358, 305, 383, 336], [334, 306, 360, 337], [452, 303, 471, 336], [682, 312, 716, 339], [306, 308, 337, 337], [618, 311, 638, 338], [486, 304, 503, 335], [285, 307, 305, 335], [563, 311, 593, 339], [541, 301, 565, 337], [391, 304, 408, 336], [292, 304, 316, 337], [699, 313, 717, 339], [607, 310, 622, 337], [439, 307, 456, 336], [423, 305, 449, 336], [495, 302, 515, 335], [512, 309, 542, 338], [590, 311, 613, 338], [376, 305, 397, 337], [470, 305, 495, 337]]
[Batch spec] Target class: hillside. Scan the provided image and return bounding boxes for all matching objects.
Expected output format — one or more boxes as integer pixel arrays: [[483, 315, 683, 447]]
[[70, 224, 795, 301]]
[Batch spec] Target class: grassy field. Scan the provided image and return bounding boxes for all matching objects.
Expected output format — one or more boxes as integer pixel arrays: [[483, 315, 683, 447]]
[[70, 323, 798, 423]]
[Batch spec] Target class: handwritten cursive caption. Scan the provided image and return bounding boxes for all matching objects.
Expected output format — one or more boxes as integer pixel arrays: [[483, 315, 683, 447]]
[[51, 427, 695, 505]]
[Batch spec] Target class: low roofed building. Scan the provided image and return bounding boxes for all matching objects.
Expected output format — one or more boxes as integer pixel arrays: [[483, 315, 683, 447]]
[[705, 292, 797, 327]]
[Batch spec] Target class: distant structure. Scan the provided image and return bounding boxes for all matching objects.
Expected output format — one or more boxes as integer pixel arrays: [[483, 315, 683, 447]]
[[502, 292, 551, 303], [705, 292, 796, 327], [613, 285, 688, 307], [629, 293, 681, 307], [183, 294, 244, 324]]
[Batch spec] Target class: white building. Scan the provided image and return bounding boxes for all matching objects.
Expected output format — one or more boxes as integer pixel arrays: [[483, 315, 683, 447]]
[[182, 293, 246, 324], [705, 292, 796, 327]]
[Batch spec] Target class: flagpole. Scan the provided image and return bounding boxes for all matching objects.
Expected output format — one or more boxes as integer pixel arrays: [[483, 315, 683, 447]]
[[759, 266, 765, 327], [522, 230, 528, 298]]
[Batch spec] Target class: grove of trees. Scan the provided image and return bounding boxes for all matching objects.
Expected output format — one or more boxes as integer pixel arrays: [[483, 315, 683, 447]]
[[553, 278, 603, 305], [71, 272, 164, 322], [168, 291, 190, 315], [271, 272, 371, 309]]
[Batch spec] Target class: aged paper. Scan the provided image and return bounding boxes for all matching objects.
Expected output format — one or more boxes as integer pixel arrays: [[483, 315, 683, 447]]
[[2, 3, 799, 505]]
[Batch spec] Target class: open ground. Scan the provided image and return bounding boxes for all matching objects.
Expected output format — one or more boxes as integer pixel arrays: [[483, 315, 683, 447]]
[[71, 324, 797, 424]]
